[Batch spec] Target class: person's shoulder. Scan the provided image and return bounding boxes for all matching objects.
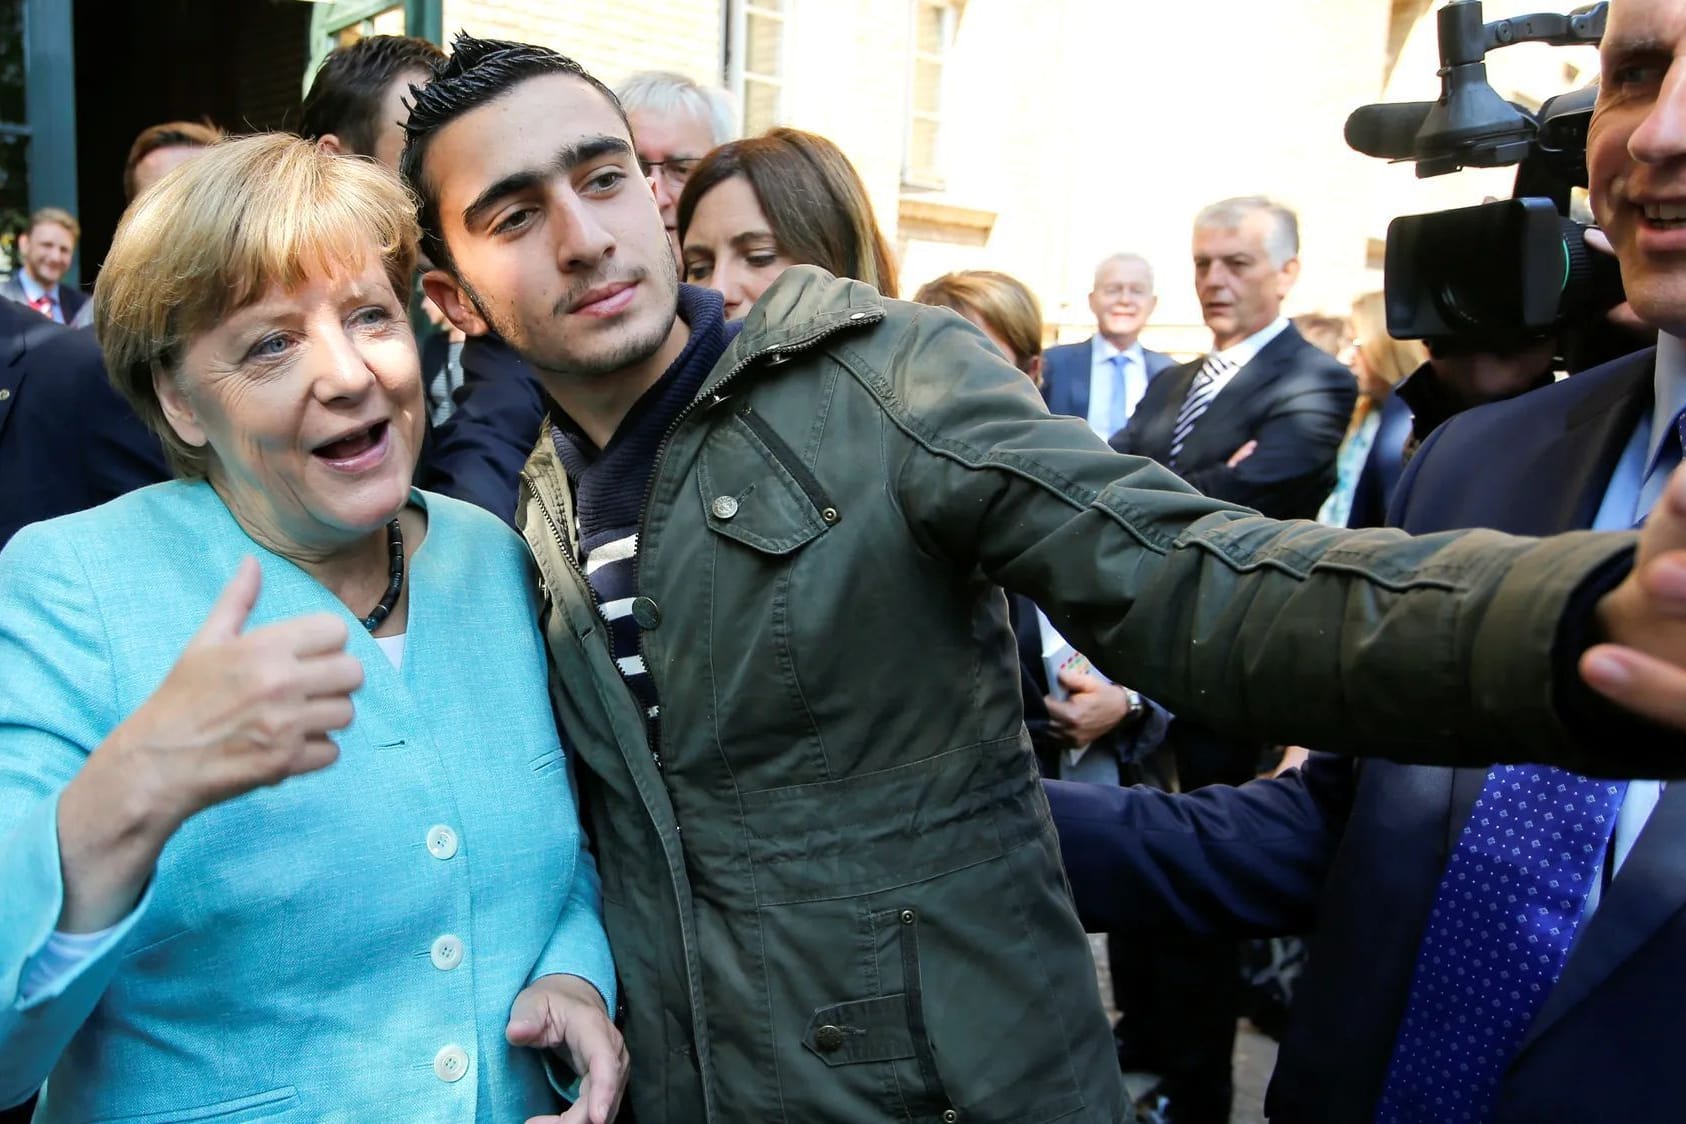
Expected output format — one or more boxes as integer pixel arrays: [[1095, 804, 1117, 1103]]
[[23, 320, 114, 400], [0, 480, 189, 571], [416, 489, 528, 564], [414, 489, 539, 618], [1044, 339, 1090, 361], [1442, 347, 1654, 445]]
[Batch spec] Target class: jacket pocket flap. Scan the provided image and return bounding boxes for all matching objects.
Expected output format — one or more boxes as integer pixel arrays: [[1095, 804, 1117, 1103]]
[[698, 411, 832, 556], [802, 994, 916, 1065]]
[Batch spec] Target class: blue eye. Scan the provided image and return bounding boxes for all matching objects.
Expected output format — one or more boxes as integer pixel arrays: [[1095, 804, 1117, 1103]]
[[353, 305, 393, 327], [247, 334, 291, 361]]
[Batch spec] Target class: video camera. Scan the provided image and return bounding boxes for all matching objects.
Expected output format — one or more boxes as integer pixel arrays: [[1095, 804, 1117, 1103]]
[[1344, 1, 1628, 368]]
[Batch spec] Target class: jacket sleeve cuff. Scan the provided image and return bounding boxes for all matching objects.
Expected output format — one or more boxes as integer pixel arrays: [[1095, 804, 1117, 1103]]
[[1549, 542, 1684, 777], [1475, 531, 1682, 777], [529, 847, 617, 1016], [0, 795, 151, 1105]]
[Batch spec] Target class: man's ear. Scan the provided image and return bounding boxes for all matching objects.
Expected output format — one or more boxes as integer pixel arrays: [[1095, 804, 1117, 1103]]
[[1024, 354, 1045, 390], [316, 134, 346, 157], [1277, 257, 1302, 298], [15, 231, 29, 256], [421, 269, 492, 337], [153, 365, 207, 449]]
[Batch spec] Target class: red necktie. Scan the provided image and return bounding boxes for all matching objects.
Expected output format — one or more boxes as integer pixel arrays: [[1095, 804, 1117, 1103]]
[[28, 294, 53, 319]]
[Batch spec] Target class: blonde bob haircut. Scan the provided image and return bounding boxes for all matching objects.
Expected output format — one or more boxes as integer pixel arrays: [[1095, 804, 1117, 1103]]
[[913, 270, 1045, 373], [95, 132, 420, 478], [1350, 291, 1428, 392]]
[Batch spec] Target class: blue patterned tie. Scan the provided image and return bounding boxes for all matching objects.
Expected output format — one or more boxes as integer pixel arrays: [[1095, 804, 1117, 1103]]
[[1374, 766, 1627, 1122], [1108, 353, 1132, 438]]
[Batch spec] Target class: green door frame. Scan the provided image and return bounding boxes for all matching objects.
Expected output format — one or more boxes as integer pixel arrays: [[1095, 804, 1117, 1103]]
[[304, 0, 443, 94], [24, 0, 79, 286]]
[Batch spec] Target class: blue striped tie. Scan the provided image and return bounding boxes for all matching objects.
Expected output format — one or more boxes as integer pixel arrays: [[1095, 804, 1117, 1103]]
[[1168, 354, 1232, 467]]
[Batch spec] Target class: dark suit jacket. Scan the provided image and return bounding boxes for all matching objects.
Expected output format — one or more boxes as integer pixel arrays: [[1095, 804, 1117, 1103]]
[[416, 334, 546, 526], [1054, 347, 1686, 1122], [1040, 336, 1174, 424], [0, 275, 87, 325], [1111, 324, 1355, 520], [1345, 390, 1413, 529], [0, 301, 168, 551]]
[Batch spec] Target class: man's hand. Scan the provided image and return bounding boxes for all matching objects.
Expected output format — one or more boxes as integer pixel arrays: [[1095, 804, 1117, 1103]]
[[1586, 466, 1686, 728], [1227, 440, 1258, 468], [507, 973, 627, 1124], [1044, 669, 1133, 746]]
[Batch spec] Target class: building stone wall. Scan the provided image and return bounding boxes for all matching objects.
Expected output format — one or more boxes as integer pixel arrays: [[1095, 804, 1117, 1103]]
[[436, 0, 1599, 353]]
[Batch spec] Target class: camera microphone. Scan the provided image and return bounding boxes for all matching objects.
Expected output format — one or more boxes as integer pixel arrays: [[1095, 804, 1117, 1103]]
[[1344, 101, 1437, 160]]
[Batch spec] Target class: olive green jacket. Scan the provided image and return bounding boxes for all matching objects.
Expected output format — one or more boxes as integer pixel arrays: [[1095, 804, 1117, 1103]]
[[519, 268, 1645, 1123]]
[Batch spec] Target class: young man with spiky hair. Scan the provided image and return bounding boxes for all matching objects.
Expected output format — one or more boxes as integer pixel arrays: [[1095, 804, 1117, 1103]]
[[402, 32, 1686, 1124]]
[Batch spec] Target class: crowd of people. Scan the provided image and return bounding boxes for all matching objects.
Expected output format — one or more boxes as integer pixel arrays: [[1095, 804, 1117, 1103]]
[[4, 1, 1686, 1121]]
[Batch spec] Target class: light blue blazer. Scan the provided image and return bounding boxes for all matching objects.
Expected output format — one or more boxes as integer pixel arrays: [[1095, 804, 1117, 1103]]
[[0, 481, 615, 1122]]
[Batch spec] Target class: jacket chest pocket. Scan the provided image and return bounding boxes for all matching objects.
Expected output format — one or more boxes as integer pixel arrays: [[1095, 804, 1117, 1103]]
[[697, 404, 838, 556]]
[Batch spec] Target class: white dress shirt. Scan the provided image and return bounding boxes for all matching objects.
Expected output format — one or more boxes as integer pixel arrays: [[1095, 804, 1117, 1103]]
[[1205, 316, 1291, 396], [16, 270, 65, 324], [1579, 330, 1684, 918]]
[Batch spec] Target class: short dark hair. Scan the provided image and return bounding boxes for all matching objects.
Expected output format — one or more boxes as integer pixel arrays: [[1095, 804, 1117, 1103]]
[[301, 35, 446, 157], [401, 32, 630, 274], [123, 120, 223, 201]]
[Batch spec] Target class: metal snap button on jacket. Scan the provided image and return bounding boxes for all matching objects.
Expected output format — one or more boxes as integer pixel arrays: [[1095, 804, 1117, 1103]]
[[711, 495, 740, 520], [814, 1024, 845, 1052], [631, 596, 662, 629]]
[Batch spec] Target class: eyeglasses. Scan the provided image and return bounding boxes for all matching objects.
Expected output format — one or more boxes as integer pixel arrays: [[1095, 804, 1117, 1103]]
[[639, 156, 703, 187]]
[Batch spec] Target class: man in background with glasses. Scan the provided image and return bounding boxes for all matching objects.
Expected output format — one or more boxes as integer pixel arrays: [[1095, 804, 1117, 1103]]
[[1042, 252, 1175, 439], [616, 71, 740, 262]]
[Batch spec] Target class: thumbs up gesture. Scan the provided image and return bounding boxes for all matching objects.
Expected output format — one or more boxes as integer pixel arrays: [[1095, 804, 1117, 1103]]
[[112, 557, 364, 818], [56, 558, 364, 932]]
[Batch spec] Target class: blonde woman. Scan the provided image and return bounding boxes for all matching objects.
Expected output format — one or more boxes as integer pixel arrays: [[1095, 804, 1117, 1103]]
[[0, 135, 623, 1123]]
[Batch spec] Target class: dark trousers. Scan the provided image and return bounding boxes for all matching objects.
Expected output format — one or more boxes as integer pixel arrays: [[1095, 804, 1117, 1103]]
[[1110, 724, 1261, 1124]]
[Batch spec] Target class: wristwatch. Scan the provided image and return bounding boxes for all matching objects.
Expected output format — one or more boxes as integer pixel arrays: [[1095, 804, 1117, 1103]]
[[1120, 687, 1146, 728]]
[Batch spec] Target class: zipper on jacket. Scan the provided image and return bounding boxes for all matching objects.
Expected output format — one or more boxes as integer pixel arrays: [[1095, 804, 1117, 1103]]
[[520, 470, 610, 639]]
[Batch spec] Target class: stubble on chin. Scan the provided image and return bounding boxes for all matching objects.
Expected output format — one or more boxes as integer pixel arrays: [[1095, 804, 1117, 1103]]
[[463, 263, 680, 381]]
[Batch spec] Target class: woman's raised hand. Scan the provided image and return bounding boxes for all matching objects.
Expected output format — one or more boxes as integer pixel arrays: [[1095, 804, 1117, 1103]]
[[116, 557, 363, 819], [57, 557, 364, 931]]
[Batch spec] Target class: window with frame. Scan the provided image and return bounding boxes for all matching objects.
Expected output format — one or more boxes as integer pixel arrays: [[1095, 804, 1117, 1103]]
[[304, 0, 439, 95], [906, 0, 954, 189], [731, 0, 787, 136]]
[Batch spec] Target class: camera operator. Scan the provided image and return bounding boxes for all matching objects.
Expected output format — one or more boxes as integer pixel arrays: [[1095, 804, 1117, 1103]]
[[1051, 2, 1686, 1120]]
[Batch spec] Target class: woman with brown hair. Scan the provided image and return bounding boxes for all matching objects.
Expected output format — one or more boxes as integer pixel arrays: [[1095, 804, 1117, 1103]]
[[676, 126, 897, 318]]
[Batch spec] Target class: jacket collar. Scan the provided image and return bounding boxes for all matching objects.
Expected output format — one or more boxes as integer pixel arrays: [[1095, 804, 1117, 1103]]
[[703, 266, 886, 401]]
